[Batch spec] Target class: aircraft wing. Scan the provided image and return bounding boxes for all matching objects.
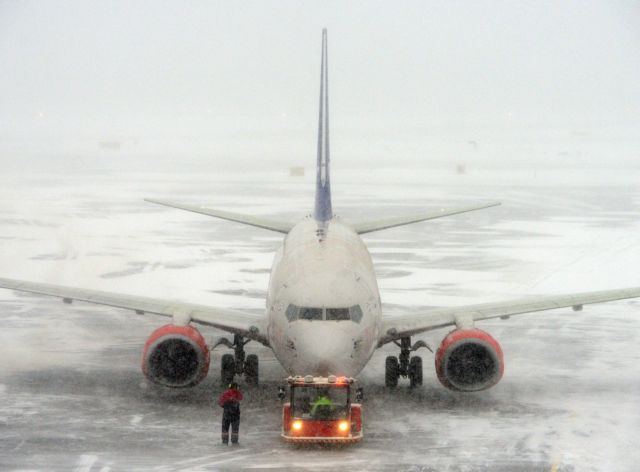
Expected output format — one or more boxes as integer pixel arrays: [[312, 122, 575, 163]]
[[379, 286, 640, 346], [145, 199, 293, 234], [0, 277, 269, 345], [352, 202, 501, 235]]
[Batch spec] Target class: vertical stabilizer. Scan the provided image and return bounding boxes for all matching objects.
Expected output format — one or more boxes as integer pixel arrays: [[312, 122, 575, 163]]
[[314, 29, 332, 223]]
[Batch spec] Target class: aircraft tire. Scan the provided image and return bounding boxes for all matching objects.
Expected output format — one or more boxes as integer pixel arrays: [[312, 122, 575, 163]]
[[221, 353, 235, 386], [245, 354, 259, 385], [385, 356, 399, 388], [409, 356, 423, 388]]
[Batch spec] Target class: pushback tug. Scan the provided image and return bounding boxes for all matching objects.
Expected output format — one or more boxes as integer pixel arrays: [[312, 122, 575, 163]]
[[280, 375, 363, 444]]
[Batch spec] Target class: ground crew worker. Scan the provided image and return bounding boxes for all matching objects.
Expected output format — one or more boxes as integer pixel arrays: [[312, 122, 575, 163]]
[[218, 382, 243, 445], [310, 388, 332, 418]]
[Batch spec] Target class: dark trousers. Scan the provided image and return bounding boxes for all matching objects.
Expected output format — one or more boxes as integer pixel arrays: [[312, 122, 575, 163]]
[[221, 416, 240, 444]]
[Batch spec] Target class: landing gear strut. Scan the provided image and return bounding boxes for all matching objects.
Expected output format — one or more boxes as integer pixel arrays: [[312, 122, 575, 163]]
[[385, 337, 431, 388], [213, 334, 259, 386]]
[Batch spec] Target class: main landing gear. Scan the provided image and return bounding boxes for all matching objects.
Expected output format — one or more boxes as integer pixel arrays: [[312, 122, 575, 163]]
[[385, 337, 431, 388], [213, 334, 259, 386]]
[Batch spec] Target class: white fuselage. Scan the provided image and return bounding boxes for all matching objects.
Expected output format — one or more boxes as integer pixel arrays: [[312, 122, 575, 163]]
[[266, 217, 382, 377]]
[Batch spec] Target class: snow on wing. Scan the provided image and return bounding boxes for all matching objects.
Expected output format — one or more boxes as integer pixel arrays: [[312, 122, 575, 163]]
[[379, 286, 640, 346], [0, 277, 268, 345]]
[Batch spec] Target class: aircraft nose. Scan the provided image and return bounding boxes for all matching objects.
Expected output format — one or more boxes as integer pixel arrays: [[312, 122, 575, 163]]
[[294, 325, 354, 375]]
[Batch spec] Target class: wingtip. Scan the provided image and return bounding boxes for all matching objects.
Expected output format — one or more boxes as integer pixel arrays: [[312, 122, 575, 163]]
[[144, 198, 172, 209]]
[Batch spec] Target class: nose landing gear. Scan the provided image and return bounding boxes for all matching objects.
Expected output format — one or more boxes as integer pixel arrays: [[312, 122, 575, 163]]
[[213, 334, 259, 386], [385, 337, 431, 388]]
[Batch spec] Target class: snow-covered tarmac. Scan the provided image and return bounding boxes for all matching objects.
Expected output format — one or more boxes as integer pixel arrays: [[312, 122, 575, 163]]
[[1, 167, 639, 471]]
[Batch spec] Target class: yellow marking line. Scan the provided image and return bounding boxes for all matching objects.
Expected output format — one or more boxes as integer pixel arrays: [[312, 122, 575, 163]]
[[550, 463, 559, 472]]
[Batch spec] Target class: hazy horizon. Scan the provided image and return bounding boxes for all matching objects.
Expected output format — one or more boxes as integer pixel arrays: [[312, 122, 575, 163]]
[[1, 1, 639, 171]]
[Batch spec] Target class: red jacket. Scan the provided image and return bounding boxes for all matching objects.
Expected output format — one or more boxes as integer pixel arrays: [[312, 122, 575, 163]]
[[218, 388, 243, 408]]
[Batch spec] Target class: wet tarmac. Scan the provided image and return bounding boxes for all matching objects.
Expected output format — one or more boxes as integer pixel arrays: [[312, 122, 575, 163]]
[[1, 168, 639, 471]]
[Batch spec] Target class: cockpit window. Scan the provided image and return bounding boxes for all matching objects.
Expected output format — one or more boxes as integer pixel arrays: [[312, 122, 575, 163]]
[[349, 305, 363, 323], [299, 307, 323, 320], [284, 304, 364, 322], [326, 308, 349, 320], [285, 304, 299, 321]]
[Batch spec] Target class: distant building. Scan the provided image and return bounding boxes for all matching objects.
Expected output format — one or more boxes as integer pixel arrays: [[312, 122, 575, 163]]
[[289, 166, 305, 177], [99, 141, 122, 150]]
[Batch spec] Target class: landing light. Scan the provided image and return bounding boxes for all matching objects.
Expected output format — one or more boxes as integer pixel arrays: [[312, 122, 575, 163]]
[[338, 421, 349, 432], [292, 420, 303, 431]]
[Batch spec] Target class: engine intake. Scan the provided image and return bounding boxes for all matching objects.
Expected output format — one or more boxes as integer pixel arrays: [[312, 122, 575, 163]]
[[435, 328, 504, 392], [142, 324, 210, 388]]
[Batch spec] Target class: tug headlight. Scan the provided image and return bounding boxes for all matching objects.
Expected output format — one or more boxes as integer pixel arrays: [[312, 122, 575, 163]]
[[292, 420, 303, 431], [338, 420, 349, 432]]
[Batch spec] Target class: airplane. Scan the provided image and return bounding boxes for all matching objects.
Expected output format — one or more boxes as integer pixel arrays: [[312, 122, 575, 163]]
[[2, 29, 640, 393]]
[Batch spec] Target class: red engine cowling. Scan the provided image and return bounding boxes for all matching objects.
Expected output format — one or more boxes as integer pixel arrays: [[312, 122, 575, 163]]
[[435, 328, 504, 392], [141, 324, 210, 388]]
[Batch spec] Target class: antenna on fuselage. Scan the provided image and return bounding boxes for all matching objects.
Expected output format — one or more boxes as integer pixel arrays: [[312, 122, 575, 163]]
[[314, 28, 332, 224]]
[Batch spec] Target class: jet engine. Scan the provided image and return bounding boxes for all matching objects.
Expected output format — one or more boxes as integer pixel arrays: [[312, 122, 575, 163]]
[[142, 324, 210, 388], [435, 328, 504, 392]]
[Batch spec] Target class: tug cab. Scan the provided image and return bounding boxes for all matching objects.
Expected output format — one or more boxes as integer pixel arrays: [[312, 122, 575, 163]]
[[280, 375, 363, 444]]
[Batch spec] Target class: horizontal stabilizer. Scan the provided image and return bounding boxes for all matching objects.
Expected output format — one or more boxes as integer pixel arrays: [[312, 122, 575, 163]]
[[352, 202, 501, 234], [145, 199, 293, 234]]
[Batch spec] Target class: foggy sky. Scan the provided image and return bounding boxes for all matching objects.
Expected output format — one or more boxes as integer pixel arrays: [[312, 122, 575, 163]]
[[1, 1, 639, 170]]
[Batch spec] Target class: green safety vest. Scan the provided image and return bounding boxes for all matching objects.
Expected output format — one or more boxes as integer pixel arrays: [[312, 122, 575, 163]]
[[310, 396, 332, 416]]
